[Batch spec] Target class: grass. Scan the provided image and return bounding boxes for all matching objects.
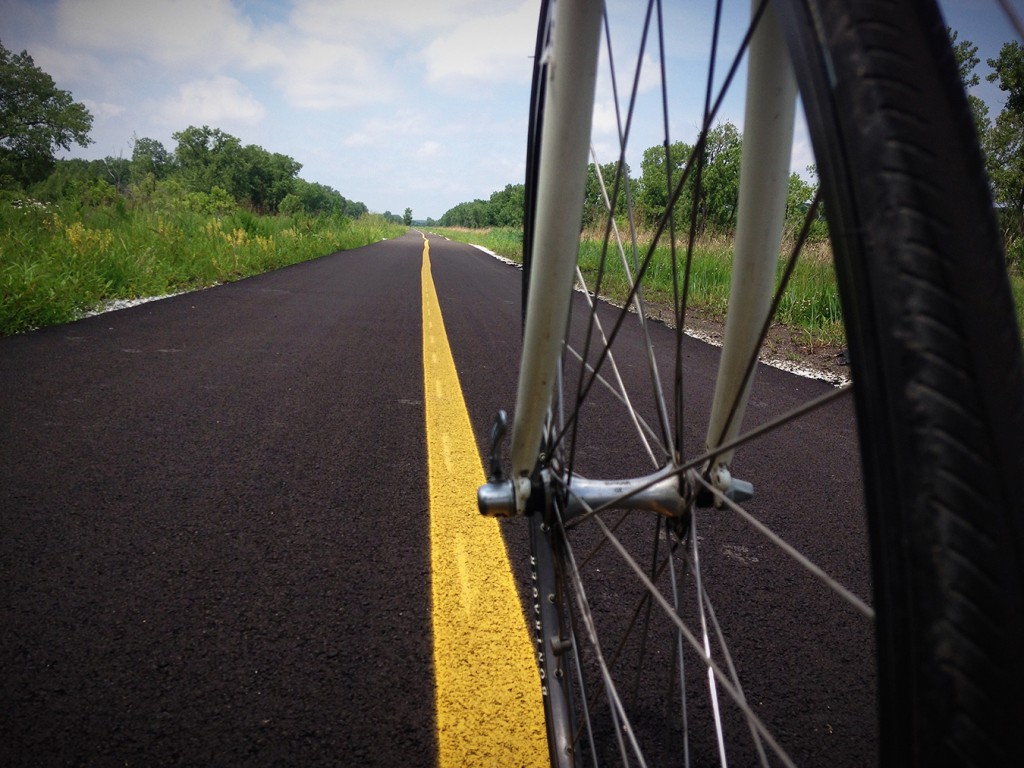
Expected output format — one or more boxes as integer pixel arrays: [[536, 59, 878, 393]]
[[434, 224, 845, 348], [0, 198, 406, 336], [429, 226, 524, 262], [585, 231, 845, 348], [435, 223, 1024, 350]]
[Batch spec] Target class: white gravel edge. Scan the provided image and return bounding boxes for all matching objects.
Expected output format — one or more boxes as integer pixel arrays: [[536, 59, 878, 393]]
[[83, 292, 189, 318]]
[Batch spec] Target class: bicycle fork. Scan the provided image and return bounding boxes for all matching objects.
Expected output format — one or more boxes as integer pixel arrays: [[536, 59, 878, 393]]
[[705, 0, 798, 498], [479, 0, 798, 519]]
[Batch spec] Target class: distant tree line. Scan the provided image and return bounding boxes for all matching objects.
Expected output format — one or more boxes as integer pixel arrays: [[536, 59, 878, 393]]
[[1, 41, 369, 218], [438, 123, 817, 238], [438, 183, 525, 229], [23, 125, 369, 218]]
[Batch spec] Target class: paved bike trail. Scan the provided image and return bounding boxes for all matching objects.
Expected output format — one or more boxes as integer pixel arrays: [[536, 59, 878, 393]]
[[1, 231, 874, 766], [2, 234, 437, 766]]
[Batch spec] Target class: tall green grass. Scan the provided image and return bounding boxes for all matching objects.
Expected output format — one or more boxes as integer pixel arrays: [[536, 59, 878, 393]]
[[433, 224, 1024, 349], [0, 198, 405, 336], [430, 226, 524, 262], [576, 232, 844, 346], [434, 224, 845, 347]]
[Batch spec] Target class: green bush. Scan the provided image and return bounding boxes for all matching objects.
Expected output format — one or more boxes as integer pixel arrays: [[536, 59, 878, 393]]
[[181, 186, 236, 215], [0, 194, 405, 336]]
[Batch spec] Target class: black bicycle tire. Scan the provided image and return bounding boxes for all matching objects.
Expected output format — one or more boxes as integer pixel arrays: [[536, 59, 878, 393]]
[[521, 0, 552, 327], [521, 0, 1024, 765], [777, 1, 1024, 764]]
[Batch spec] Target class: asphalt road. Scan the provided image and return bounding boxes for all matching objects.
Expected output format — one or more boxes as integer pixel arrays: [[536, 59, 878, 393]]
[[1, 231, 875, 766]]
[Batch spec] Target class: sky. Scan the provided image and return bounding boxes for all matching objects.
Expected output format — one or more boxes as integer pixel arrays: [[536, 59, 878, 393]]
[[0, 0, 1019, 221]]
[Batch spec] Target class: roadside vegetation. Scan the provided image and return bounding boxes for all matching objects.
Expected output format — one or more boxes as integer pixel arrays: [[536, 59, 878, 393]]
[[435, 32, 1024, 348], [1, 41, 406, 336], [1, 195, 404, 336], [433, 224, 846, 349]]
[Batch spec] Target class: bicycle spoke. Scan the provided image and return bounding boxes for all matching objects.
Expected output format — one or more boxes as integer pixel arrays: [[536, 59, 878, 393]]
[[630, 518, 666, 705], [511, 0, 1024, 765], [707, 190, 824, 459], [694, 513, 771, 767], [589, 150, 674, 456], [687, 513, 728, 767], [666, 549, 692, 768], [562, 384, 854, 531], [553, 502, 652, 765], [579, 499, 799, 768], [692, 472, 875, 619], [997, 0, 1024, 39], [568, 262, 665, 465], [523, 1, 879, 765]]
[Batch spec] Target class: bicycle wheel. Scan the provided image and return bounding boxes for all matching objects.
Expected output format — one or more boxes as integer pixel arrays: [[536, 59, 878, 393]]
[[513, 0, 1024, 766]]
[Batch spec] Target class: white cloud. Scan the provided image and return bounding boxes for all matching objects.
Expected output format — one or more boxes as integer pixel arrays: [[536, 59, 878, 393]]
[[81, 99, 126, 120], [343, 133, 372, 148], [416, 141, 443, 158], [55, 0, 256, 70], [46, 0, 533, 113], [27, 45, 111, 91], [609, 52, 662, 99], [2, 0, 547, 217], [423, 0, 535, 84], [340, 110, 431, 149], [158, 76, 266, 128], [288, 0, 475, 42], [591, 100, 621, 141], [272, 39, 387, 110], [266, 0, 493, 110]]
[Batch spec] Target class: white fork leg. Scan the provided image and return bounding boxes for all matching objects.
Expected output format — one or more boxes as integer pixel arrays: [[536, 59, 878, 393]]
[[511, 0, 604, 510], [705, 0, 798, 484]]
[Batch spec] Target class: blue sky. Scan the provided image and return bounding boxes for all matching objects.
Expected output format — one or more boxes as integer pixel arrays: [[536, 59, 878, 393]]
[[1, 0, 1018, 220]]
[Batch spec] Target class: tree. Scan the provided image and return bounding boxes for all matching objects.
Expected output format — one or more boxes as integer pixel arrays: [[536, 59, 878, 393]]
[[986, 41, 1024, 243], [694, 122, 743, 232], [633, 123, 742, 236], [636, 140, 693, 231], [294, 179, 337, 215], [438, 199, 490, 227], [131, 136, 171, 182], [785, 170, 825, 238], [170, 126, 306, 214], [437, 123, 741, 236], [278, 192, 303, 217], [234, 144, 301, 214], [949, 29, 991, 138], [487, 184, 525, 228], [342, 197, 368, 219], [0, 41, 93, 187], [582, 160, 631, 229], [29, 157, 102, 201], [989, 40, 1024, 115], [172, 125, 243, 196], [403, 207, 413, 226]]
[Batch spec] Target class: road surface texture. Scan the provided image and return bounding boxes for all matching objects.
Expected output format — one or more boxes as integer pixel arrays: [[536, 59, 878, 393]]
[[2, 232, 874, 766]]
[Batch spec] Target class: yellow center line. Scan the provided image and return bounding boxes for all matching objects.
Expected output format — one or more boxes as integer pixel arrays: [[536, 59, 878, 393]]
[[420, 236, 547, 767]]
